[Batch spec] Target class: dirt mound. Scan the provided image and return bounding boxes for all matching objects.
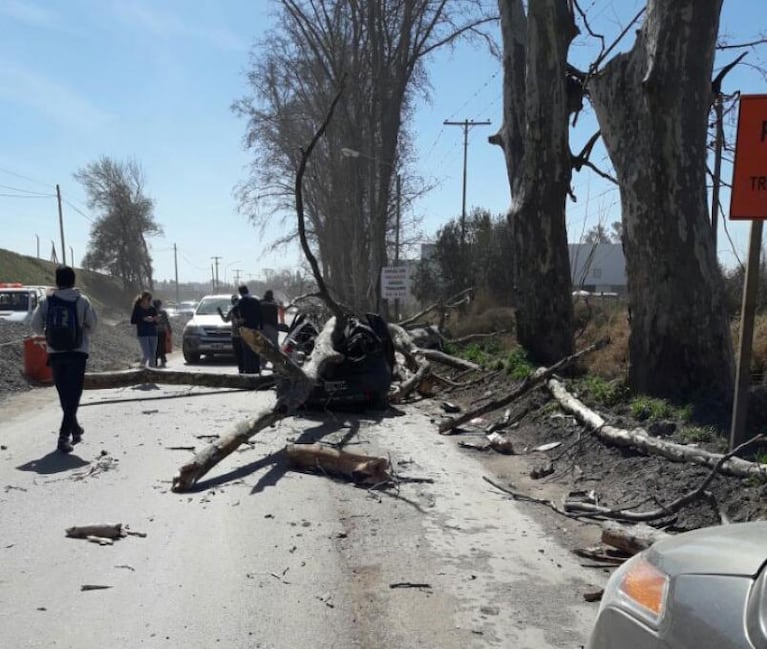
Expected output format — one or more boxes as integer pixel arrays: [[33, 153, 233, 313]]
[[0, 318, 143, 401], [437, 371, 767, 533]]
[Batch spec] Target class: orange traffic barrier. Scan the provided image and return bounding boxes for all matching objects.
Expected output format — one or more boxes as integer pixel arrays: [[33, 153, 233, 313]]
[[24, 336, 53, 384]]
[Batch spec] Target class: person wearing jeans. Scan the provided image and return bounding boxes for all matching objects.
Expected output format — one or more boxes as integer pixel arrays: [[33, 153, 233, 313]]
[[30, 265, 98, 453], [130, 291, 158, 367]]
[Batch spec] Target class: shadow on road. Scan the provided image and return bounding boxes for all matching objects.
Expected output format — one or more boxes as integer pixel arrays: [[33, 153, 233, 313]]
[[16, 451, 89, 475], [191, 408, 400, 494]]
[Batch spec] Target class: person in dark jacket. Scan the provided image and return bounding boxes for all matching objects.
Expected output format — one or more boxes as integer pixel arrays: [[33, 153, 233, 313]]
[[237, 284, 262, 374], [261, 289, 279, 348], [31, 265, 98, 453], [130, 291, 158, 368], [153, 299, 171, 368], [217, 294, 245, 373]]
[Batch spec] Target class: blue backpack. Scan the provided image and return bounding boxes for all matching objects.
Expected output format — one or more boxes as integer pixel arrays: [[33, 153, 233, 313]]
[[45, 295, 83, 350]]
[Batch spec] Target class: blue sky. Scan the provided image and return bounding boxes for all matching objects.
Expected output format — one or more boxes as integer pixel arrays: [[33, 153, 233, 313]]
[[0, 0, 764, 284]]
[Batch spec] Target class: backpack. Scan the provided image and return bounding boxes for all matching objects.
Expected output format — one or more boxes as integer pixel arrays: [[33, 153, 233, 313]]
[[45, 295, 83, 350]]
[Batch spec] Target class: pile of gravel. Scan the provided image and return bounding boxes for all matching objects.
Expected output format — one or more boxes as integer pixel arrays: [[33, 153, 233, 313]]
[[0, 317, 183, 400]]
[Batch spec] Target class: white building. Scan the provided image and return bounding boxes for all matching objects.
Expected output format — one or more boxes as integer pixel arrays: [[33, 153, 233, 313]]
[[568, 243, 626, 294]]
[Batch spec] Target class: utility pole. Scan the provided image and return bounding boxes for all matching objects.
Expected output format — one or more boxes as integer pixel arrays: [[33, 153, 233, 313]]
[[394, 173, 402, 320], [69, 246, 74, 267], [211, 264, 215, 292], [173, 243, 179, 305], [211, 256, 222, 290], [35, 234, 39, 259], [56, 184, 66, 266], [233, 269, 243, 288], [443, 119, 492, 247]]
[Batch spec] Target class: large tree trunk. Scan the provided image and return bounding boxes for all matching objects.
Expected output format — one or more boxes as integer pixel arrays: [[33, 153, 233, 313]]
[[589, 0, 734, 401], [492, 0, 575, 364]]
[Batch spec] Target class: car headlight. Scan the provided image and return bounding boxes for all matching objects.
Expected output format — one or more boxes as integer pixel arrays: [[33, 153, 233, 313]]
[[183, 325, 205, 337], [602, 555, 669, 627]]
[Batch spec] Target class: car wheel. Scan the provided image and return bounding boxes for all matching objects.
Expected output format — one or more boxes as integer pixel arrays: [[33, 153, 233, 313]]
[[183, 346, 200, 364]]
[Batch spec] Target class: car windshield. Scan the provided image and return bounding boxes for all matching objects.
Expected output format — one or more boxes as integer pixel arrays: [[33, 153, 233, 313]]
[[196, 298, 231, 315], [0, 291, 30, 311]]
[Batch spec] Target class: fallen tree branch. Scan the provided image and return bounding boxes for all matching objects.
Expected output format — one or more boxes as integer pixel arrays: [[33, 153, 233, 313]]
[[397, 287, 473, 328], [444, 330, 511, 345], [171, 320, 344, 492], [562, 434, 765, 522], [600, 521, 671, 555], [439, 339, 608, 433], [83, 368, 273, 391], [548, 378, 767, 481], [286, 443, 390, 485]]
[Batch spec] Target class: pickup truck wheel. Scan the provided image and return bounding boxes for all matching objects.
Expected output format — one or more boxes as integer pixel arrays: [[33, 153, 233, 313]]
[[183, 347, 200, 364]]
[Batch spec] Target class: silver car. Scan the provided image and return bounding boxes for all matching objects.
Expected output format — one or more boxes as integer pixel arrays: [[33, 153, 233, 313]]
[[588, 521, 767, 649]]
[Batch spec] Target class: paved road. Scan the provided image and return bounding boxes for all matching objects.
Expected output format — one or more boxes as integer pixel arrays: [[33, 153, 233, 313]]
[[0, 357, 603, 648]]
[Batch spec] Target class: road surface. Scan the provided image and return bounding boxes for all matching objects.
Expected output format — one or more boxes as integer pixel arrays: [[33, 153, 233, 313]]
[[0, 358, 603, 648]]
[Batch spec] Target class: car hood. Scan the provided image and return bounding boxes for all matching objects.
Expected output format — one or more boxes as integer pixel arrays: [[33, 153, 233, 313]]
[[648, 521, 767, 577], [187, 314, 228, 328]]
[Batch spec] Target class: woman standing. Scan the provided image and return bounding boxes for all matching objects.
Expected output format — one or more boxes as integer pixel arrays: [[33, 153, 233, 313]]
[[153, 299, 171, 367], [130, 291, 158, 367]]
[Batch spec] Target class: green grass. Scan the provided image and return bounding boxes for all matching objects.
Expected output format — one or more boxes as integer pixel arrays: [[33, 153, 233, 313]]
[[679, 426, 716, 444], [629, 395, 694, 422], [504, 348, 534, 380], [579, 375, 628, 407]]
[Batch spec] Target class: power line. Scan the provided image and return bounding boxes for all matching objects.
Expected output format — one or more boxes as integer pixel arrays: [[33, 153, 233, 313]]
[[0, 183, 54, 196], [0, 193, 54, 199], [0, 166, 52, 189], [61, 198, 95, 223]]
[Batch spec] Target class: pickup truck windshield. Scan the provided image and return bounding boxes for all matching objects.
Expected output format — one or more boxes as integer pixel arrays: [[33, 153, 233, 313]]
[[0, 291, 30, 311], [196, 298, 232, 315]]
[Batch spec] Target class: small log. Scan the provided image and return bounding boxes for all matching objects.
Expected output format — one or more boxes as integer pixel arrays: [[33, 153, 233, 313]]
[[66, 524, 125, 540], [84, 367, 273, 390], [601, 521, 671, 555], [439, 339, 608, 433], [286, 443, 390, 485]]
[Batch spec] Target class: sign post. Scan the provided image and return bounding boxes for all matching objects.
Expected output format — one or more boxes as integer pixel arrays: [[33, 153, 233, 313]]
[[729, 94, 767, 450], [380, 266, 410, 301]]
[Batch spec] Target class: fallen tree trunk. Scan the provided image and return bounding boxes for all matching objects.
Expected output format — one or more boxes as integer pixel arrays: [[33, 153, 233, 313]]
[[172, 319, 344, 492], [439, 339, 608, 433], [601, 521, 671, 555], [286, 443, 390, 485], [84, 367, 274, 390], [547, 378, 767, 481]]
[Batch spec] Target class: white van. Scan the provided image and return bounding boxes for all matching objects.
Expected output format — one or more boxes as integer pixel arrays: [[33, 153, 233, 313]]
[[0, 283, 47, 324]]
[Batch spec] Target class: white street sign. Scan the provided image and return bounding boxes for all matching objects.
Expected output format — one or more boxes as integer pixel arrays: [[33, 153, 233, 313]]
[[381, 266, 410, 299]]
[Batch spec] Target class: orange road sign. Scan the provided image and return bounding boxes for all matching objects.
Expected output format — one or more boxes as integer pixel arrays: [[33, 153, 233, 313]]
[[730, 94, 767, 220]]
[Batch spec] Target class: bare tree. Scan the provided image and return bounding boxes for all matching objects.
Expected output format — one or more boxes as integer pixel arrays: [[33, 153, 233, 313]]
[[234, 0, 495, 311], [490, 0, 576, 364], [587, 0, 734, 401], [76, 157, 161, 291]]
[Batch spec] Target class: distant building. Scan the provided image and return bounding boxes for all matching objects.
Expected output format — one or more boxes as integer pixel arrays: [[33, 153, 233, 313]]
[[569, 243, 626, 294]]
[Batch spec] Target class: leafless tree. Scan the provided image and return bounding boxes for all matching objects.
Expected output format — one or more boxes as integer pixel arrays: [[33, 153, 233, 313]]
[[490, 0, 577, 364], [587, 0, 734, 401], [234, 0, 496, 312]]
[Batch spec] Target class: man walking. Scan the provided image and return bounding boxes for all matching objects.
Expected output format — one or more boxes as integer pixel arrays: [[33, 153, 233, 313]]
[[31, 265, 98, 453], [217, 294, 245, 373], [237, 284, 262, 374]]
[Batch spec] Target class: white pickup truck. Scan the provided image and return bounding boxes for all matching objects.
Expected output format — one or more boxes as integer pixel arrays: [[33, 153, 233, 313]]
[[0, 283, 48, 324]]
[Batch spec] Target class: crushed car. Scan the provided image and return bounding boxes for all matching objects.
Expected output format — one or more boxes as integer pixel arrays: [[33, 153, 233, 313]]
[[279, 311, 394, 409]]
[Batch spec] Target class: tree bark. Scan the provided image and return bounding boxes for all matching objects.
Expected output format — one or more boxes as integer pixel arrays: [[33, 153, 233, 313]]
[[83, 368, 273, 391], [548, 378, 767, 480], [588, 0, 734, 401], [286, 443, 390, 485], [601, 521, 671, 555], [492, 0, 576, 364]]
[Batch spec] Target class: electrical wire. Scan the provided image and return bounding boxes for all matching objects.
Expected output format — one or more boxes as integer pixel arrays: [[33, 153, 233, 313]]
[[0, 166, 52, 189], [61, 198, 95, 223], [0, 193, 55, 198], [0, 183, 53, 196]]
